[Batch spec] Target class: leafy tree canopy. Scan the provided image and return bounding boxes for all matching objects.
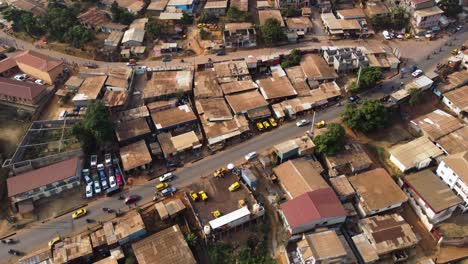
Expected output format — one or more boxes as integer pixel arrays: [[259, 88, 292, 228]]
[[438, 0, 462, 18], [261, 18, 286, 45], [226, 6, 251, 22], [313, 123, 346, 155], [342, 99, 390, 132], [281, 7, 300, 17], [198, 10, 217, 23], [281, 48, 301, 68], [2, 8, 44, 36], [110, 1, 136, 25], [408, 88, 423, 106], [145, 18, 165, 40], [370, 7, 410, 31], [64, 25, 94, 48]]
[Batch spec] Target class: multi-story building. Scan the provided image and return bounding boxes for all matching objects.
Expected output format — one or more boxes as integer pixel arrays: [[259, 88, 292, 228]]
[[223, 23, 257, 49], [436, 151, 468, 212], [323, 47, 369, 73]]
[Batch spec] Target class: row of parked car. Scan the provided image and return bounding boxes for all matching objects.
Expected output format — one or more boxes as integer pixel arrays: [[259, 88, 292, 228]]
[[13, 73, 45, 85], [256, 117, 278, 131], [83, 154, 124, 198]]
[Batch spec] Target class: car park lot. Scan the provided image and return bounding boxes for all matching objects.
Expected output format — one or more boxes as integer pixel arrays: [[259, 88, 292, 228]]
[[186, 169, 257, 226]]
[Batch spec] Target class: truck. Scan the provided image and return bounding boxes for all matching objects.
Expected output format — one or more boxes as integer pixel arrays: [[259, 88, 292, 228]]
[[240, 168, 258, 190]]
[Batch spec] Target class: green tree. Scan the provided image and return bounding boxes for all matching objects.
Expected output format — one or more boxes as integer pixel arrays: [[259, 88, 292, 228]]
[[261, 18, 286, 45], [408, 88, 422, 106], [2, 8, 44, 36], [145, 18, 165, 40], [64, 25, 94, 48], [347, 81, 359, 94], [370, 7, 409, 31], [313, 123, 346, 155], [281, 7, 300, 17], [226, 6, 251, 22], [110, 1, 135, 25], [342, 99, 390, 133], [43, 7, 80, 41], [185, 233, 198, 247], [359, 67, 382, 90], [181, 13, 193, 25], [438, 0, 462, 18], [280, 48, 301, 68], [199, 28, 211, 39], [72, 102, 113, 154], [198, 10, 217, 23]]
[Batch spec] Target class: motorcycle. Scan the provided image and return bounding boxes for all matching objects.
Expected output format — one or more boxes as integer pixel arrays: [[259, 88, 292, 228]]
[[102, 207, 109, 212], [1, 239, 15, 244], [8, 249, 21, 256]]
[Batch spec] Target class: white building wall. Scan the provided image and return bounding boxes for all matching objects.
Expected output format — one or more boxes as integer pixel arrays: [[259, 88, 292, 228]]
[[436, 161, 468, 212], [389, 154, 409, 172], [356, 196, 404, 217], [442, 96, 462, 115]]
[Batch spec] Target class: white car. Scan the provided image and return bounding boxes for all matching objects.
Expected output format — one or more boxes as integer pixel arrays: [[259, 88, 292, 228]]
[[411, 69, 423, 77], [296, 119, 310, 127], [90, 155, 98, 168], [159, 173, 174, 182], [58, 110, 67, 120], [34, 79, 45, 85], [104, 153, 112, 166], [244, 151, 257, 161], [14, 74, 27, 81], [85, 184, 93, 198], [109, 176, 117, 188], [94, 180, 101, 194], [382, 30, 391, 40], [82, 169, 92, 184]]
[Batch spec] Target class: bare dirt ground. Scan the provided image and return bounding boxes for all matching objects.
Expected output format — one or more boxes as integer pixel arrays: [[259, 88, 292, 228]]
[[39, 95, 73, 121]]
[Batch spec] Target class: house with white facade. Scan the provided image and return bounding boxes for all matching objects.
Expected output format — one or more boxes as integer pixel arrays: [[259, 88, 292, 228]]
[[436, 151, 468, 212], [441, 85, 468, 119], [388, 136, 444, 172], [401, 170, 462, 231]]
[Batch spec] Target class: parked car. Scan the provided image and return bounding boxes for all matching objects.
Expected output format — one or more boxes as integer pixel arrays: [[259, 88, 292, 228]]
[[109, 175, 117, 188], [156, 182, 169, 190], [296, 119, 310, 127], [256, 122, 264, 131], [34, 79, 45, 85], [269, 118, 278, 127], [383, 30, 391, 40], [161, 187, 177, 197], [85, 184, 93, 198], [71, 208, 87, 219], [262, 121, 271, 129], [115, 169, 124, 187], [409, 65, 418, 73], [105, 153, 112, 166], [90, 155, 98, 168], [216, 50, 225, 56], [98, 169, 108, 190], [124, 195, 140, 204], [411, 69, 423, 77], [315, 120, 326, 128], [244, 151, 257, 161], [14, 74, 27, 81], [8, 249, 22, 256], [348, 95, 361, 103], [82, 169, 92, 184], [94, 180, 101, 194], [159, 173, 174, 182], [228, 181, 240, 192]]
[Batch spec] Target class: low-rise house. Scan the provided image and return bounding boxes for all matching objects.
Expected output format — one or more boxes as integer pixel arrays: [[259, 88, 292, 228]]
[[223, 23, 257, 49], [410, 109, 464, 141], [364, 1, 389, 17], [204, 0, 228, 15], [147, 0, 170, 15], [7, 158, 81, 212], [64, 76, 84, 91], [316, 0, 331, 12], [166, 0, 198, 13], [404, 75, 434, 91], [142, 70, 193, 101], [433, 70, 468, 96], [103, 211, 146, 246], [286, 17, 313, 35], [349, 168, 408, 217], [324, 142, 372, 177], [159, 7, 184, 21], [122, 28, 145, 48], [147, 99, 177, 113], [257, 76, 297, 102], [119, 140, 152, 171], [412, 6, 444, 32], [435, 126, 468, 155], [18, 248, 53, 264], [279, 188, 347, 236], [101, 22, 128, 33], [132, 225, 196, 264], [53, 234, 93, 263], [285, 66, 311, 97], [104, 31, 124, 51], [72, 75, 108, 106], [401, 0, 435, 11], [353, 214, 418, 262], [321, 13, 365, 38], [401, 170, 462, 231], [9, 0, 46, 16], [389, 136, 444, 172], [115, 118, 151, 143], [258, 10, 285, 27], [272, 98, 313, 119], [220, 80, 258, 95], [102, 90, 129, 110], [273, 137, 315, 162], [157, 131, 202, 158], [129, 18, 148, 30], [151, 104, 198, 132], [0, 77, 47, 111], [230, 0, 248, 11], [194, 69, 223, 99], [336, 8, 366, 19], [225, 90, 270, 119], [323, 47, 369, 73], [77, 8, 111, 31], [213, 61, 250, 84], [436, 151, 468, 212], [114, 106, 150, 122], [300, 54, 338, 85], [13, 50, 64, 84], [296, 230, 353, 263], [330, 175, 356, 201], [273, 159, 327, 199], [442, 85, 468, 118]]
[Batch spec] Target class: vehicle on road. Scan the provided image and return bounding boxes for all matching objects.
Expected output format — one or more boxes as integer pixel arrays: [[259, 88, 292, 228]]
[[296, 119, 310, 127], [161, 186, 177, 197], [228, 181, 240, 192], [244, 151, 257, 161], [409, 65, 418, 73], [411, 69, 423, 77], [105, 185, 121, 196], [269, 118, 278, 127], [14, 74, 27, 81], [82, 169, 92, 184], [48, 237, 61, 248], [94, 180, 101, 194], [256, 122, 264, 131], [90, 155, 98, 168], [34, 79, 45, 85], [159, 172, 174, 182], [162, 56, 172, 62], [216, 50, 225, 56], [8, 249, 22, 256], [451, 48, 459, 55], [315, 120, 326, 128], [85, 184, 93, 198], [124, 195, 140, 204], [166, 160, 183, 168], [383, 30, 391, 40], [1, 239, 15, 244], [214, 168, 227, 178], [262, 121, 271, 129], [189, 191, 198, 201], [156, 182, 169, 190], [348, 95, 361, 103], [85, 63, 98, 69], [126, 59, 137, 66], [72, 208, 87, 219], [198, 190, 208, 201], [212, 210, 221, 218]]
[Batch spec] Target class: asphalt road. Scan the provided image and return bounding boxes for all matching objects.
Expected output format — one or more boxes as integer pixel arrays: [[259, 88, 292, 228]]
[[1, 104, 344, 261]]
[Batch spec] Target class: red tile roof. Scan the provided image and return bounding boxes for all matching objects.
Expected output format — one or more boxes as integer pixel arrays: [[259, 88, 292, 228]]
[[14, 50, 63, 73], [0, 77, 46, 101], [280, 188, 346, 229], [7, 158, 80, 197], [0, 57, 18, 73]]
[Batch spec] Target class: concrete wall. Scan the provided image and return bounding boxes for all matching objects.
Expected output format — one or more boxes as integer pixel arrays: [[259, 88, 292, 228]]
[[436, 162, 468, 212]]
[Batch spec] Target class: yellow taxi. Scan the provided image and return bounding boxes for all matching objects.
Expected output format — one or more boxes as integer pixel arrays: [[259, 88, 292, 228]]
[[156, 182, 169, 190], [269, 118, 278, 127], [189, 191, 199, 201], [48, 237, 61, 248], [198, 190, 208, 201], [262, 121, 271, 129], [256, 122, 264, 131], [212, 210, 221, 218], [315, 120, 326, 128], [72, 208, 87, 219], [228, 181, 240, 192]]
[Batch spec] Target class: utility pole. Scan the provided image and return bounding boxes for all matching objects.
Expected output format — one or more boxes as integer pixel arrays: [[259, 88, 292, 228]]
[[307, 111, 316, 136]]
